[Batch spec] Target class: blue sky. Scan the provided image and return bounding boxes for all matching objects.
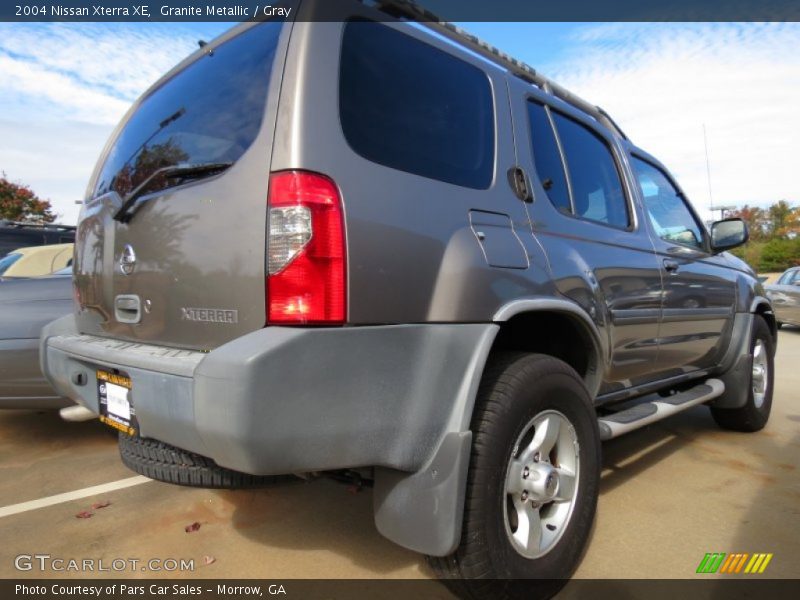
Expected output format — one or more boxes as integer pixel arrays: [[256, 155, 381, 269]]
[[0, 21, 798, 224]]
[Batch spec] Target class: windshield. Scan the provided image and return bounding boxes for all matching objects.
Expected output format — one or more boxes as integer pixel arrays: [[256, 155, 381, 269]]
[[0, 252, 22, 275], [92, 21, 283, 200]]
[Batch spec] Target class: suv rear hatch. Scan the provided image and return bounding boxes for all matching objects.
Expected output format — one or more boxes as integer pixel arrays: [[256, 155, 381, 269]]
[[74, 21, 287, 351]]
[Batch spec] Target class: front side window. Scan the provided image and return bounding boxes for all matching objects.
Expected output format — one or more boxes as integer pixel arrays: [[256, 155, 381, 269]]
[[340, 20, 495, 189], [551, 113, 630, 229], [631, 157, 705, 250]]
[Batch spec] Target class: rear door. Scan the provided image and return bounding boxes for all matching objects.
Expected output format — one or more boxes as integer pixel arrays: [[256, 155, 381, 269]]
[[628, 155, 736, 374], [74, 21, 290, 351], [509, 82, 664, 388]]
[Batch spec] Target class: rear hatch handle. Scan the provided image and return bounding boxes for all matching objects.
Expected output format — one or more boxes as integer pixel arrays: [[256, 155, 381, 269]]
[[115, 294, 142, 324], [112, 161, 232, 223]]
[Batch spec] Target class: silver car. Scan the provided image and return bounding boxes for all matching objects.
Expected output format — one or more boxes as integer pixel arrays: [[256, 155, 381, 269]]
[[0, 268, 73, 408], [766, 267, 800, 328]]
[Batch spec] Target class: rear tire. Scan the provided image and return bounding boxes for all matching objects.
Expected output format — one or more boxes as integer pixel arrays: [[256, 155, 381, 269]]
[[119, 433, 287, 489], [710, 316, 774, 432], [428, 353, 600, 599]]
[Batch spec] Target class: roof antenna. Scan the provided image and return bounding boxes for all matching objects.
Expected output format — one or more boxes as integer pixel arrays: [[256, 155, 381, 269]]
[[703, 123, 714, 213], [198, 40, 208, 48]]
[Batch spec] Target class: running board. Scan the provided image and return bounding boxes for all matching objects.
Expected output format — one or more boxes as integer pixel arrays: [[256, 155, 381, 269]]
[[598, 378, 725, 441]]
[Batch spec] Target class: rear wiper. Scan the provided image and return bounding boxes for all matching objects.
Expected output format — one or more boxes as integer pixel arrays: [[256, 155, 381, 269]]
[[113, 161, 233, 223]]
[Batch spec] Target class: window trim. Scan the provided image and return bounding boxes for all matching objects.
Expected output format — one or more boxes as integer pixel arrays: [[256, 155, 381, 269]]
[[630, 153, 711, 254], [525, 95, 636, 233], [543, 102, 576, 214]]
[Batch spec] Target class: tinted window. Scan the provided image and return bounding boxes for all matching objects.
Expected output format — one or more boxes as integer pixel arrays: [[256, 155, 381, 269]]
[[778, 270, 799, 285], [527, 102, 570, 213], [552, 113, 629, 229], [340, 21, 494, 189], [93, 22, 283, 199], [632, 157, 705, 249]]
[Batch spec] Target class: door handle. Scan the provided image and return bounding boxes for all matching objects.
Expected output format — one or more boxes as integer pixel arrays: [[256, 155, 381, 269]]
[[507, 166, 533, 203], [663, 259, 679, 273]]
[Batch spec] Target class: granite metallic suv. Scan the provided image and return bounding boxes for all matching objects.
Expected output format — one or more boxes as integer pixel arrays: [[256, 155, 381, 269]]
[[41, 0, 776, 593]]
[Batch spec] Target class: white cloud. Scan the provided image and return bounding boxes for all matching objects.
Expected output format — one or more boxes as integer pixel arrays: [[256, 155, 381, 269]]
[[535, 22, 800, 219], [0, 24, 203, 123], [0, 23, 220, 224]]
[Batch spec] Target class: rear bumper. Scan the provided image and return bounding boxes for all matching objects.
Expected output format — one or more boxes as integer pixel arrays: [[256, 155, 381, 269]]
[[41, 316, 496, 476]]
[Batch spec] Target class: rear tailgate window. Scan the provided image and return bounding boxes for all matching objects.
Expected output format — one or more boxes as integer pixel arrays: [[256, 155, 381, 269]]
[[93, 21, 283, 200]]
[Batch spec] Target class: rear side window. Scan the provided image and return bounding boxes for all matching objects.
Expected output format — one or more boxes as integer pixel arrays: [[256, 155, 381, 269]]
[[551, 113, 630, 229], [93, 22, 283, 199], [340, 20, 495, 189]]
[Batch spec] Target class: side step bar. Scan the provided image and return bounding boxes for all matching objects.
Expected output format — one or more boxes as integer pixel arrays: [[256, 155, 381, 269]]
[[598, 379, 725, 441]]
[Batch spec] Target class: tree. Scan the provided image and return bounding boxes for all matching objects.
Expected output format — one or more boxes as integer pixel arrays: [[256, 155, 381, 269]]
[[767, 200, 796, 238], [111, 139, 189, 198], [0, 172, 56, 223], [759, 237, 800, 272], [725, 205, 767, 241]]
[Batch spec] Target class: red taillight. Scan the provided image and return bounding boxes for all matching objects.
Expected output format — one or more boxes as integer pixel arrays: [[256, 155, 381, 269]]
[[266, 171, 346, 324]]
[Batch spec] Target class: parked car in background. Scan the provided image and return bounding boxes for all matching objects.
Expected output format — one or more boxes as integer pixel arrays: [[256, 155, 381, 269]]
[[766, 267, 800, 328], [0, 220, 75, 258], [0, 243, 74, 278], [0, 268, 73, 408]]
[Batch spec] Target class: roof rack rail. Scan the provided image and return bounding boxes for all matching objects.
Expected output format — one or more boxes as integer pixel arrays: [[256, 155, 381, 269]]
[[0, 219, 77, 231], [367, 0, 629, 140]]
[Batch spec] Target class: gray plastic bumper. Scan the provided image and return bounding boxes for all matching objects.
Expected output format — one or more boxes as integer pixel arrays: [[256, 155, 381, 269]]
[[42, 316, 498, 556], [42, 316, 495, 463]]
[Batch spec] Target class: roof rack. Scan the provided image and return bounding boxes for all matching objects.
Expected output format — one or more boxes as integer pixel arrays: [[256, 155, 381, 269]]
[[0, 219, 77, 231], [368, 0, 629, 140]]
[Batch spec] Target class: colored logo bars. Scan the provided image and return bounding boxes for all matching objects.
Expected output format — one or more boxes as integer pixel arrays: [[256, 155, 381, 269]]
[[697, 553, 773, 574]]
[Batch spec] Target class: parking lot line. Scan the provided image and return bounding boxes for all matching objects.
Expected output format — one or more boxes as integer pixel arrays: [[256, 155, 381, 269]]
[[0, 475, 151, 518]]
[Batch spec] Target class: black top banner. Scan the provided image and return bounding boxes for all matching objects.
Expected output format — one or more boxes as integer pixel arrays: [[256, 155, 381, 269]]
[[3, 0, 800, 22]]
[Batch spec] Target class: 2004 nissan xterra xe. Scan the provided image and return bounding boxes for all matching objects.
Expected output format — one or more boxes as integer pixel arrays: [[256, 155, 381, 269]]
[[41, 0, 776, 594]]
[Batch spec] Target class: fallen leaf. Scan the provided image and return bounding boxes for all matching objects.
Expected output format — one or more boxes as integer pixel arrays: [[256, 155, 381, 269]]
[[202, 555, 216, 566], [75, 511, 94, 519], [184, 521, 201, 533], [91, 500, 111, 510]]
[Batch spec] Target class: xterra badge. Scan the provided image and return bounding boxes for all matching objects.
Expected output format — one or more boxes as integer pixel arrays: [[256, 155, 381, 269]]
[[180, 307, 239, 324]]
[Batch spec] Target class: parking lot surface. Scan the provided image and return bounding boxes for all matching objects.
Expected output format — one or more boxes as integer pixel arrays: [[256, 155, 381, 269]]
[[1, 329, 798, 580]]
